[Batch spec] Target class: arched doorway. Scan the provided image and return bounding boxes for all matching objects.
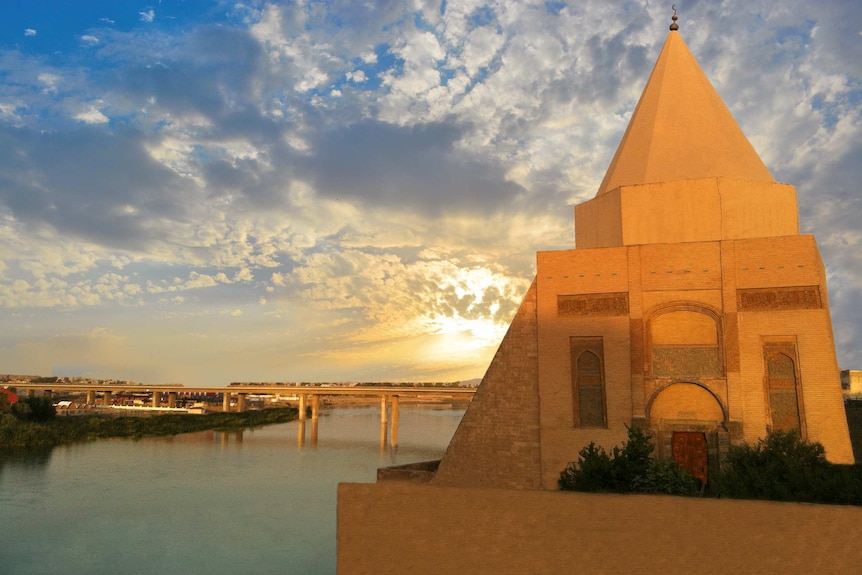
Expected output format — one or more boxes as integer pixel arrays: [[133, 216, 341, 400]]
[[647, 382, 727, 485]]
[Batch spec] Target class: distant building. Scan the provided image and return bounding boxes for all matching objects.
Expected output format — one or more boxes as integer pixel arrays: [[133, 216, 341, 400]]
[[842, 370, 862, 397], [0, 387, 19, 405]]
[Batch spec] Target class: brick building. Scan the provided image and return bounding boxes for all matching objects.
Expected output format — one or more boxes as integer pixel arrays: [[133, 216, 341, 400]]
[[338, 19, 861, 575], [842, 370, 862, 397], [431, 24, 854, 491]]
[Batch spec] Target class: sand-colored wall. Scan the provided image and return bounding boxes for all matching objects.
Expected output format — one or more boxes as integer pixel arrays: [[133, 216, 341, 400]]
[[574, 178, 798, 249], [719, 179, 799, 239], [727, 235, 853, 462], [432, 281, 542, 490], [844, 371, 862, 395], [574, 190, 623, 248], [338, 482, 862, 575], [435, 230, 852, 493], [536, 247, 633, 487], [620, 178, 723, 245]]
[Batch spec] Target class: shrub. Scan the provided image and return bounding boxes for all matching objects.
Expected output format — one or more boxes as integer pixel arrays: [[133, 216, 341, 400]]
[[559, 425, 699, 496], [718, 429, 862, 505], [11, 396, 56, 422], [559, 441, 615, 492], [631, 457, 701, 496]]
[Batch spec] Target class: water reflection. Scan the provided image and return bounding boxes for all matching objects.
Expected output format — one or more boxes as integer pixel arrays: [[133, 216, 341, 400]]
[[0, 447, 53, 476], [0, 405, 463, 575]]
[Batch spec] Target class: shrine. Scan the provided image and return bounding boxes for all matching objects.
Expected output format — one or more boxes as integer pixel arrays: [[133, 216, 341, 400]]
[[432, 15, 854, 491]]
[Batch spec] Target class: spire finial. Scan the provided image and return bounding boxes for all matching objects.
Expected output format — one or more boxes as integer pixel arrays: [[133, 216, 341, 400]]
[[670, 5, 679, 31]]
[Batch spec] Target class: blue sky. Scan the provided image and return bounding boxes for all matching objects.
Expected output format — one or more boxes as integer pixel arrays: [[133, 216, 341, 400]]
[[1, 1, 861, 386]]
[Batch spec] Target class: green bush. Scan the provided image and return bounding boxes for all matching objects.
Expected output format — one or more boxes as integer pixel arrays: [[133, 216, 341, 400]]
[[559, 425, 699, 496], [559, 441, 615, 492], [718, 429, 862, 505], [631, 457, 701, 496], [11, 396, 56, 422]]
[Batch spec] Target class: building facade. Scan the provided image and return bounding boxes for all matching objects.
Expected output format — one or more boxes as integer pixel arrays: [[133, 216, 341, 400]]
[[842, 370, 862, 397], [433, 27, 854, 491]]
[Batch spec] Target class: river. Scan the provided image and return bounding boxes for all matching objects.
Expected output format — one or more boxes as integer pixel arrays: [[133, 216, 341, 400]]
[[0, 405, 464, 575]]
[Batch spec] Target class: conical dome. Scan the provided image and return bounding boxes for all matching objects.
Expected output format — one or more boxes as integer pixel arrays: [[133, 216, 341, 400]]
[[596, 31, 774, 196]]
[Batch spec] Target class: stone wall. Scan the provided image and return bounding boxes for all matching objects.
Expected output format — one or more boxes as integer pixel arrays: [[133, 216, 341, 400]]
[[432, 280, 542, 489], [338, 482, 862, 575]]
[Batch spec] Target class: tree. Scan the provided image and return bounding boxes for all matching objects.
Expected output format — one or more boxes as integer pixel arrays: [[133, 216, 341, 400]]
[[11, 396, 56, 423]]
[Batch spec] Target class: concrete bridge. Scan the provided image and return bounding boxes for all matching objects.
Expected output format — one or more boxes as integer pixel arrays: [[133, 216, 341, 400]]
[[6, 383, 476, 448]]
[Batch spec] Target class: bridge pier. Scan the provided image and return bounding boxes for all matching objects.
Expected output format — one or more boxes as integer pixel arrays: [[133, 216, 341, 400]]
[[152, 391, 160, 408], [310, 417, 319, 447], [86, 390, 96, 405], [168, 392, 177, 408], [222, 392, 231, 413], [297, 419, 306, 448], [390, 395, 399, 448], [311, 395, 320, 420], [237, 393, 246, 412], [380, 396, 388, 450], [102, 391, 112, 406], [298, 394, 307, 421]]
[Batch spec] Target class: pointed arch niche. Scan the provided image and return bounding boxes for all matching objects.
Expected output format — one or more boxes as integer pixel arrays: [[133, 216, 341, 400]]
[[570, 337, 607, 428], [646, 304, 724, 379], [762, 340, 806, 438]]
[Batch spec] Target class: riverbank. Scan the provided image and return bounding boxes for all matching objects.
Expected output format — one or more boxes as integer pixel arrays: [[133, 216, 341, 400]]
[[0, 407, 298, 450]]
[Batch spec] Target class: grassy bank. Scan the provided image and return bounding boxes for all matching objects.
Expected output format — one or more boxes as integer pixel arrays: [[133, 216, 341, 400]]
[[0, 407, 299, 450]]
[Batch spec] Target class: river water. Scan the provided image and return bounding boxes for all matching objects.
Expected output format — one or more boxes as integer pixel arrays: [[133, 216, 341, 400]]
[[0, 405, 464, 575]]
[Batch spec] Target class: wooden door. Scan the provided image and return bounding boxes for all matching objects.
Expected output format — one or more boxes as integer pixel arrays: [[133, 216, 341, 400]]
[[671, 431, 708, 485]]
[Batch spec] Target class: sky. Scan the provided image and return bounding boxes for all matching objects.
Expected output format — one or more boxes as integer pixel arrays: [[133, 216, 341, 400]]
[[0, 1, 860, 387]]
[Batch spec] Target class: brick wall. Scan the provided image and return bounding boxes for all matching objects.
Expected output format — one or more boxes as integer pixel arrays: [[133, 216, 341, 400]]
[[432, 280, 542, 490]]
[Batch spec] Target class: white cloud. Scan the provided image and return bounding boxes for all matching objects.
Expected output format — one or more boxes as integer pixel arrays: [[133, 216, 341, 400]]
[[346, 70, 367, 83], [38, 73, 61, 93], [140, 10, 155, 23], [24, 29, 37, 37], [0, 103, 22, 124], [81, 35, 100, 45], [74, 106, 110, 124]]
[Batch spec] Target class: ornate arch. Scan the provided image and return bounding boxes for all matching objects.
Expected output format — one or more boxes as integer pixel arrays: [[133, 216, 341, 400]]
[[645, 380, 728, 422], [644, 302, 725, 378]]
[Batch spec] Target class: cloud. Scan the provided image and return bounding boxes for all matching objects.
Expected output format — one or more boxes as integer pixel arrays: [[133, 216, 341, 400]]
[[74, 105, 109, 124], [0, 124, 190, 249], [300, 119, 525, 215], [24, 29, 37, 37], [1, 1, 861, 383], [38, 73, 61, 93]]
